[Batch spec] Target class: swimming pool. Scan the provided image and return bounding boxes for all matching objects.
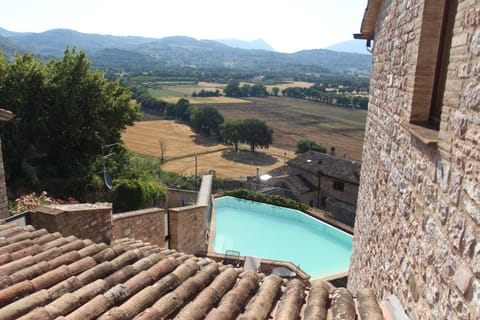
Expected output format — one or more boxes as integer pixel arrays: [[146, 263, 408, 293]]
[[212, 196, 353, 279]]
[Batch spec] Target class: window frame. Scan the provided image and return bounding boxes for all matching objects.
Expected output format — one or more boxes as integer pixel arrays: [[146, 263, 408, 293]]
[[409, 0, 457, 132]]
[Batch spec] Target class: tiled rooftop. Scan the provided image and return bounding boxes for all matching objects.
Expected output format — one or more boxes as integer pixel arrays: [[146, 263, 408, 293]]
[[0, 220, 390, 319], [288, 151, 361, 184]]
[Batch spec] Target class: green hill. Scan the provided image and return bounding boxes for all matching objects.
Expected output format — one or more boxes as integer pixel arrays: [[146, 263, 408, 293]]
[[0, 27, 372, 75]]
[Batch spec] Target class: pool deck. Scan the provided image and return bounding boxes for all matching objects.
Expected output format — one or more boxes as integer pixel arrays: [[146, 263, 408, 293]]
[[207, 196, 353, 283], [304, 208, 354, 235]]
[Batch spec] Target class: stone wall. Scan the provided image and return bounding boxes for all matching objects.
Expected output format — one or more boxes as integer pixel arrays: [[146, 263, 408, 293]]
[[31, 203, 112, 243], [167, 188, 198, 208], [349, 0, 480, 319], [112, 208, 166, 247], [0, 139, 8, 219], [169, 205, 207, 254]]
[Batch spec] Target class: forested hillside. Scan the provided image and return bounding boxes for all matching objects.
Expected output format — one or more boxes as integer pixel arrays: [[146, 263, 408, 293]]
[[0, 28, 372, 76]]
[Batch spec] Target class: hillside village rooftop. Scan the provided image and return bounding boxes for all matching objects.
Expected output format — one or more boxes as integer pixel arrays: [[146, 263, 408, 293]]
[[0, 220, 399, 319]]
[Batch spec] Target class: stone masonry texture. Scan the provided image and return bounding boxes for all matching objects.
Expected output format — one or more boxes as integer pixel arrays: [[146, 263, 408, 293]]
[[169, 205, 207, 254], [31, 203, 113, 243], [0, 139, 8, 219], [112, 207, 166, 247], [348, 0, 480, 319]]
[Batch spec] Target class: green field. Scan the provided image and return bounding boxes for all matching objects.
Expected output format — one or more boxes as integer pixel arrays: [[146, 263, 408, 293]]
[[148, 88, 187, 98]]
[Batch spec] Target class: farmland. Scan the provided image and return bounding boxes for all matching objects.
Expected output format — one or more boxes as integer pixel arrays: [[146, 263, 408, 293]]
[[122, 96, 367, 179], [216, 97, 367, 160], [147, 81, 314, 104], [122, 118, 288, 179]]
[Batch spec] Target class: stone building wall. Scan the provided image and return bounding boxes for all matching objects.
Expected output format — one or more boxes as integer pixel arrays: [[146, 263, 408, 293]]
[[318, 175, 358, 207], [112, 208, 166, 247], [349, 0, 480, 319], [169, 205, 207, 254], [288, 166, 359, 206], [0, 140, 8, 219], [31, 203, 112, 243]]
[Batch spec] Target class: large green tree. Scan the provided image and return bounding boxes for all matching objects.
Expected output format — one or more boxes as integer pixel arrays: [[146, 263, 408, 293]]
[[220, 120, 242, 151], [0, 49, 140, 197], [220, 118, 273, 152], [241, 119, 273, 152], [189, 105, 224, 136]]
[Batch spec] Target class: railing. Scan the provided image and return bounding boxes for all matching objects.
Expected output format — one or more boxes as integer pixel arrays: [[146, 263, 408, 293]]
[[5, 211, 31, 226]]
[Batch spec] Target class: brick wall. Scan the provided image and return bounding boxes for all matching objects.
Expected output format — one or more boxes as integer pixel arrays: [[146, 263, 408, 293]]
[[112, 208, 166, 247], [349, 0, 480, 318], [31, 203, 112, 243], [169, 205, 207, 254]]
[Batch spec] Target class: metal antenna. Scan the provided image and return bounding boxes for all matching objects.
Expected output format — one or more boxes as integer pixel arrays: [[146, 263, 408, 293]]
[[101, 143, 119, 190]]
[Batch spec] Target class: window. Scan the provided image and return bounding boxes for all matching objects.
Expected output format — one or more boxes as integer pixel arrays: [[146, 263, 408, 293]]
[[333, 181, 345, 192], [410, 0, 458, 131]]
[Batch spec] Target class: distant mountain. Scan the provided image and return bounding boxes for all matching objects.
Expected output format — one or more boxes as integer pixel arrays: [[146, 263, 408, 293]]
[[216, 39, 274, 51], [5, 28, 156, 57], [325, 40, 370, 55], [0, 27, 25, 37], [0, 27, 372, 75], [0, 35, 21, 58]]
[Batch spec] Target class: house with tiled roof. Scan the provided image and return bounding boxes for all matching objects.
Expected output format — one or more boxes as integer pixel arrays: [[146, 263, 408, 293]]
[[262, 151, 361, 226]]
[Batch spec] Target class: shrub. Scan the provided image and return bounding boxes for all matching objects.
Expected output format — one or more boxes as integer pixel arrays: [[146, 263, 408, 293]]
[[222, 189, 309, 211], [295, 139, 327, 154], [112, 178, 167, 213], [9, 191, 78, 215]]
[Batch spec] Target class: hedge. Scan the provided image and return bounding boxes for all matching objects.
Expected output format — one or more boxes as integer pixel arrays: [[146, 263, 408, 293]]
[[222, 189, 309, 211], [112, 178, 167, 213]]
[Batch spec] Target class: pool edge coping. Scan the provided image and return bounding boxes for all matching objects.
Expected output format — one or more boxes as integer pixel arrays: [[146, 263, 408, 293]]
[[208, 195, 353, 283]]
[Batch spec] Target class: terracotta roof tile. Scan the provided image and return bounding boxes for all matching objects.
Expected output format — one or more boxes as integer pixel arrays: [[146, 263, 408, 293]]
[[47, 276, 83, 300], [10, 244, 43, 261], [0, 255, 37, 277], [77, 243, 109, 258], [47, 251, 82, 269], [274, 278, 306, 319], [2, 289, 51, 320], [0, 221, 390, 320], [0, 239, 34, 255], [33, 232, 62, 245], [205, 271, 259, 320], [0, 280, 35, 307], [7, 260, 51, 286], [239, 274, 283, 319], [176, 266, 239, 319], [357, 288, 385, 320], [331, 287, 356, 320], [32, 247, 64, 262]]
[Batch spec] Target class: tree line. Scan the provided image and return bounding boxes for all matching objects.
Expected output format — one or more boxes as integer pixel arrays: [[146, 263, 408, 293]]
[[282, 83, 369, 109], [223, 81, 269, 97]]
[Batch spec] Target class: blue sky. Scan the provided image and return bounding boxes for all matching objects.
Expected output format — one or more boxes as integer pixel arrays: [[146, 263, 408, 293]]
[[0, 0, 368, 53]]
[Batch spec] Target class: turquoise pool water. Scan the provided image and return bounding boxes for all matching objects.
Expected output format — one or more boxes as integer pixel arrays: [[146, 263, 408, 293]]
[[213, 196, 353, 279]]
